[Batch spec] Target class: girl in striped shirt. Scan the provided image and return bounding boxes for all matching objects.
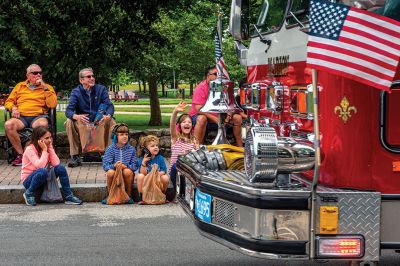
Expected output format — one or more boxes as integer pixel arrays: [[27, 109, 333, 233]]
[[169, 101, 199, 191]]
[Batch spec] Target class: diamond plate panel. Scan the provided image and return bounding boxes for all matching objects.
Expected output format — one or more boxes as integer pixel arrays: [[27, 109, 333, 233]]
[[317, 192, 381, 261]]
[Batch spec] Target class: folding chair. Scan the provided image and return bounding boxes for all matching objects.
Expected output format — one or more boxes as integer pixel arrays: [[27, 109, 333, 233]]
[[108, 91, 117, 101], [3, 108, 57, 164], [117, 90, 128, 101], [126, 90, 139, 101]]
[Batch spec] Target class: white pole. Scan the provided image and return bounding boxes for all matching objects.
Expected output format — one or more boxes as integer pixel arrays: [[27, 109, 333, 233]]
[[309, 68, 321, 259]]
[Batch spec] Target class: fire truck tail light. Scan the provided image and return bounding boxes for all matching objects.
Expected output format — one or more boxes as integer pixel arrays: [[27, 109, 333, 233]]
[[316, 236, 364, 258]]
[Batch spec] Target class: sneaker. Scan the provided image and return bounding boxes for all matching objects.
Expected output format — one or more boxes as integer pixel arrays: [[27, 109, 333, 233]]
[[12, 154, 23, 166], [101, 198, 108, 205], [126, 197, 134, 204], [23, 192, 36, 206], [67, 155, 82, 168], [65, 195, 83, 205]]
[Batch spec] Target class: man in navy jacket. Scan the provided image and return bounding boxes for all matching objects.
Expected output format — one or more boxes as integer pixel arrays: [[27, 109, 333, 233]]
[[65, 67, 116, 167]]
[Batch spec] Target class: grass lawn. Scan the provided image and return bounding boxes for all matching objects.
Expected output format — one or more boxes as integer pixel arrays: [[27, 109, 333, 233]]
[[121, 83, 194, 90], [112, 98, 191, 105], [57, 98, 191, 105], [0, 110, 171, 133], [115, 107, 175, 113]]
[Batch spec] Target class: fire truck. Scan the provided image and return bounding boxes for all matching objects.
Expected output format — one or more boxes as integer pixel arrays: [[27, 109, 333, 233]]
[[176, 0, 400, 264]]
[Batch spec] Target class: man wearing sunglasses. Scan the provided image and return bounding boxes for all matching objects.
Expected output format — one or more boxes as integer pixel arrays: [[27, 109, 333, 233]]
[[189, 65, 243, 147], [65, 67, 115, 167], [4, 64, 57, 166]]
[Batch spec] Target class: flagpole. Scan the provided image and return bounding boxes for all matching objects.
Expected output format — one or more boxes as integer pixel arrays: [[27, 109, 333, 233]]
[[310, 68, 321, 259], [212, 11, 229, 145], [217, 11, 222, 47], [217, 12, 223, 80]]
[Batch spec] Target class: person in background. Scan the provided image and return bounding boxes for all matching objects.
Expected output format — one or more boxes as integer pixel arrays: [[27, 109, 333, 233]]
[[136, 135, 170, 204], [169, 101, 199, 193], [65, 67, 116, 167], [102, 123, 138, 204], [189, 65, 243, 147], [4, 64, 57, 166], [21, 126, 82, 206]]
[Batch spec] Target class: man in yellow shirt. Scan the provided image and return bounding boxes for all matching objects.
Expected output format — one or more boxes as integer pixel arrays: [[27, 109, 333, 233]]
[[4, 64, 57, 166]]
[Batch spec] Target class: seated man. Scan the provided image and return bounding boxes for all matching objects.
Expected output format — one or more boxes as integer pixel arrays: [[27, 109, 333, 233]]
[[189, 65, 243, 147], [4, 64, 57, 166], [65, 67, 116, 167]]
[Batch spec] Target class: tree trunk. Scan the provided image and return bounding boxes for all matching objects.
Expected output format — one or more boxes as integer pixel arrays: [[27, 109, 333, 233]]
[[143, 80, 147, 93], [138, 81, 142, 93], [190, 83, 194, 97], [161, 81, 165, 97], [148, 75, 162, 126]]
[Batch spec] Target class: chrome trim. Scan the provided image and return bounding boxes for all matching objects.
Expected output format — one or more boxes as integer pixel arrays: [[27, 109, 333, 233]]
[[198, 229, 309, 260], [244, 124, 315, 183], [179, 162, 311, 197]]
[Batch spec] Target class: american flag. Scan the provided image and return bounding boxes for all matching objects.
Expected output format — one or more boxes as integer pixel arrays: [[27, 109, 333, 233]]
[[306, 0, 400, 91], [215, 31, 230, 80]]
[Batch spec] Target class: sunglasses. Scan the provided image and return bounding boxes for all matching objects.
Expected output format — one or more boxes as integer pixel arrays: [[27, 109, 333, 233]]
[[83, 75, 95, 79], [30, 71, 42, 75], [208, 72, 218, 76]]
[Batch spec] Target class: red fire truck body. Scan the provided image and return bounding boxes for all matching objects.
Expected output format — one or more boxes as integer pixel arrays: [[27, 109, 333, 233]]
[[176, 0, 400, 263], [245, 49, 400, 193]]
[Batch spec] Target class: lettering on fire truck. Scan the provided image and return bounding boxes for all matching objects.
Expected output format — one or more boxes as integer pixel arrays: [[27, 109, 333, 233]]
[[267, 55, 290, 77]]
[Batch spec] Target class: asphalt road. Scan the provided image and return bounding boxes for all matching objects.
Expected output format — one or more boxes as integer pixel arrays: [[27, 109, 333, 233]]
[[0, 204, 398, 266]]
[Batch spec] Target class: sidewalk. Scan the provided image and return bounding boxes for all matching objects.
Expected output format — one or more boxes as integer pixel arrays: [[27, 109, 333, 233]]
[[0, 160, 173, 204]]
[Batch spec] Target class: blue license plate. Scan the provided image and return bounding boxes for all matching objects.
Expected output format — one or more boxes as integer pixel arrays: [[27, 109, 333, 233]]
[[195, 190, 212, 223]]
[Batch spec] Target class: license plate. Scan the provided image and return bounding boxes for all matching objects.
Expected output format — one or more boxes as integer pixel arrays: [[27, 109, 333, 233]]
[[195, 190, 212, 223]]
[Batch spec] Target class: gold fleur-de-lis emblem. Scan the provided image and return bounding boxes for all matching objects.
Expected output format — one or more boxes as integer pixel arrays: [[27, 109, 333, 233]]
[[334, 96, 357, 124]]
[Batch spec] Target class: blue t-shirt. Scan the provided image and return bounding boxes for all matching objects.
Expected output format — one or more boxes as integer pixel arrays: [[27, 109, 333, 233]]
[[138, 154, 167, 173]]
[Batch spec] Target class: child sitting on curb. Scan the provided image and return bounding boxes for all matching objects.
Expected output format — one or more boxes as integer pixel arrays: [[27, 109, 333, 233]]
[[102, 123, 138, 204], [21, 126, 82, 206], [137, 135, 170, 204]]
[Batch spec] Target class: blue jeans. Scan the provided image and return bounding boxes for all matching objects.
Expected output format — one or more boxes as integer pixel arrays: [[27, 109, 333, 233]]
[[191, 114, 218, 131], [170, 163, 177, 189], [23, 164, 73, 197]]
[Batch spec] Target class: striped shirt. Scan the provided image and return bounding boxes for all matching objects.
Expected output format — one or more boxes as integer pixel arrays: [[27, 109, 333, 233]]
[[169, 139, 196, 173], [102, 143, 138, 172]]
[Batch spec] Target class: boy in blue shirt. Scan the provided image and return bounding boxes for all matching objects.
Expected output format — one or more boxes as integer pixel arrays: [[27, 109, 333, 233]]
[[137, 135, 170, 204], [102, 123, 138, 204]]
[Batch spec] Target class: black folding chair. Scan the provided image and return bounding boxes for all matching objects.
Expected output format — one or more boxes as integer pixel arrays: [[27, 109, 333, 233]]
[[3, 108, 57, 163]]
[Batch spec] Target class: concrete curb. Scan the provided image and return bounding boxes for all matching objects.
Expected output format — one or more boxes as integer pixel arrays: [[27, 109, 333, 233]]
[[0, 184, 175, 204]]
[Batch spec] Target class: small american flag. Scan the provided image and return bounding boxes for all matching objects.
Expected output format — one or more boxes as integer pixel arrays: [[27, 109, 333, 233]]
[[307, 0, 400, 91], [215, 31, 230, 80]]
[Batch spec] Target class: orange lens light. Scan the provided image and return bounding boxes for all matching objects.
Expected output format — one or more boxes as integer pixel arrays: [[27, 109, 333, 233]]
[[298, 91, 307, 113], [240, 89, 245, 105]]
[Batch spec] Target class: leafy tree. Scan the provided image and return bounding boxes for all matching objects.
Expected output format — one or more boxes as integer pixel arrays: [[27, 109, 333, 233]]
[[0, 0, 188, 89]]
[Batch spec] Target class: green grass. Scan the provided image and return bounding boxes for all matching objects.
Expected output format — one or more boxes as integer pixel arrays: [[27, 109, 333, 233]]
[[0, 99, 184, 133], [112, 98, 191, 105], [115, 107, 175, 113], [0, 110, 171, 133], [120, 83, 193, 90], [114, 114, 170, 130]]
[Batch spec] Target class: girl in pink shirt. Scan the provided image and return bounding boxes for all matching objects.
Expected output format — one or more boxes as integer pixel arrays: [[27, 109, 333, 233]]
[[21, 126, 82, 206], [169, 102, 199, 195]]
